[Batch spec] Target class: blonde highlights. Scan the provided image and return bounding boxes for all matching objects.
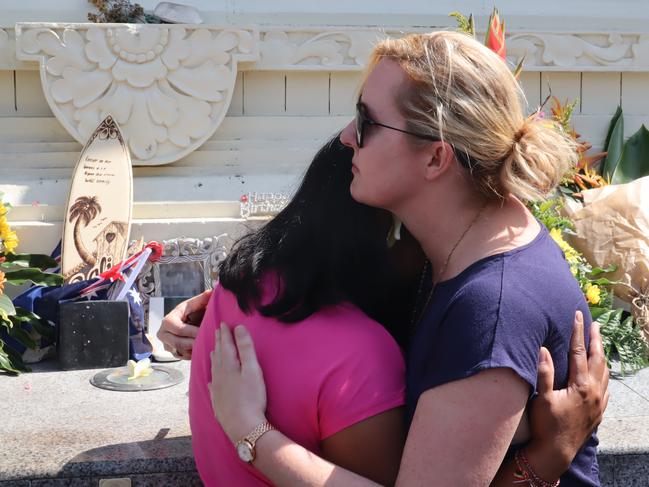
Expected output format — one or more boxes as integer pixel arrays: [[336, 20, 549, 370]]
[[368, 31, 577, 202]]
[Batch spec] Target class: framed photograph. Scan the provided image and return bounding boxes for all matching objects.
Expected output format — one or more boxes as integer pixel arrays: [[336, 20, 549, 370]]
[[137, 235, 230, 313], [156, 258, 208, 297]]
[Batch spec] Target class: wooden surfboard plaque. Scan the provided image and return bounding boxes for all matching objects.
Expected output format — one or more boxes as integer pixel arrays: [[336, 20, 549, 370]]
[[61, 116, 133, 284]]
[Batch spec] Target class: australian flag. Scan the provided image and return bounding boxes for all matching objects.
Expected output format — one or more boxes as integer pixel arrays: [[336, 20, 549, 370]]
[[10, 242, 162, 362]]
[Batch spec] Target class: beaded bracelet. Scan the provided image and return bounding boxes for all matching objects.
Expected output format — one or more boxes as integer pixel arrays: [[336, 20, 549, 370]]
[[513, 448, 560, 487]]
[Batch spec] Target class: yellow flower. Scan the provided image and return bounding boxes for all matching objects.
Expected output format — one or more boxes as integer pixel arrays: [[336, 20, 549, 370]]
[[549, 227, 565, 245], [0, 270, 5, 296], [584, 283, 601, 305], [0, 203, 6, 217], [0, 216, 18, 254], [549, 227, 581, 264], [127, 358, 153, 380], [2, 230, 18, 254]]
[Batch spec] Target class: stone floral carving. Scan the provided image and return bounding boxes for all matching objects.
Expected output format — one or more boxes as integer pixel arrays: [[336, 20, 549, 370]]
[[15, 23, 258, 165], [254, 29, 649, 71], [0, 28, 16, 67], [507, 33, 635, 69], [0, 29, 8, 49], [631, 35, 649, 67], [257, 29, 388, 69]]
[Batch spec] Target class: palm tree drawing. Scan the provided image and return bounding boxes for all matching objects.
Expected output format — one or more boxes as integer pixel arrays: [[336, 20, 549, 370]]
[[68, 196, 102, 266]]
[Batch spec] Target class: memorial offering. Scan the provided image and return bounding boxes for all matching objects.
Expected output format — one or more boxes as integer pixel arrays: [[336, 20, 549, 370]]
[[239, 192, 290, 219], [90, 360, 183, 391], [61, 116, 133, 284], [0, 199, 63, 374]]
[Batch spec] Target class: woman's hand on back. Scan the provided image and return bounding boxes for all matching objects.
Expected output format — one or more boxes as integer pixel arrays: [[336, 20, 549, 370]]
[[157, 290, 212, 360], [210, 323, 268, 442], [528, 310, 610, 475]]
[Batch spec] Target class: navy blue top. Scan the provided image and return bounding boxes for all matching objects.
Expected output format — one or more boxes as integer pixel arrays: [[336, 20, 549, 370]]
[[406, 225, 599, 486]]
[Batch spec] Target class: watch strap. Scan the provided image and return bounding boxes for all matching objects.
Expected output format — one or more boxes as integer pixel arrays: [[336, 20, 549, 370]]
[[244, 420, 276, 446]]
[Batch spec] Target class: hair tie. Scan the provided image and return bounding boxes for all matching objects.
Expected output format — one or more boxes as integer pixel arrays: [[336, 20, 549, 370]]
[[513, 125, 526, 145]]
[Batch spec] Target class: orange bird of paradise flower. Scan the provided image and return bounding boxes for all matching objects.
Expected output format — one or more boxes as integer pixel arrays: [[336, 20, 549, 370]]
[[485, 8, 506, 61]]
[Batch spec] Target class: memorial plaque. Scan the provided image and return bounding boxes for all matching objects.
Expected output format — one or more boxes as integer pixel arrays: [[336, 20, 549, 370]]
[[61, 116, 133, 284]]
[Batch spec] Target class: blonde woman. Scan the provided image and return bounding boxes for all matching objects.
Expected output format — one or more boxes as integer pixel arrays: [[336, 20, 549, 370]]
[[206, 31, 608, 486]]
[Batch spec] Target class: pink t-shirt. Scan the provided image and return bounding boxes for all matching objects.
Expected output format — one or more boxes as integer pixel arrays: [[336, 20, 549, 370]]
[[189, 279, 406, 486]]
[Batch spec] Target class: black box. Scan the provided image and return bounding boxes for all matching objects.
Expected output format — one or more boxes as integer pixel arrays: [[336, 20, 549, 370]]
[[58, 300, 129, 371]]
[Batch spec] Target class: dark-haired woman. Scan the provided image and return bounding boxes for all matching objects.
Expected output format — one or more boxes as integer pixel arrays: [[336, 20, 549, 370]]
[[189, 137, 411, 486]]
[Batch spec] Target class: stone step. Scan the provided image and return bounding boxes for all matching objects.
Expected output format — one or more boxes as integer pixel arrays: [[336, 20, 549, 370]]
[[0, 115, 350, 144], [0, 136, 336, 157], [0, 145, 323, 169], [9, 215, 259, 257]]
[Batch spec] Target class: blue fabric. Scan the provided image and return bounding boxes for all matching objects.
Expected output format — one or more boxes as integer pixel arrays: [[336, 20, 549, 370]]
[[7, 248, 152, 361], [406, 225, 599, 486], [114, 280, 152, 361], [105, 255, 152, 361]]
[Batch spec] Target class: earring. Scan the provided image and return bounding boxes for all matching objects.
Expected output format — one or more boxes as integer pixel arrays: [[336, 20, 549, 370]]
[[387, 214, 403, 248]]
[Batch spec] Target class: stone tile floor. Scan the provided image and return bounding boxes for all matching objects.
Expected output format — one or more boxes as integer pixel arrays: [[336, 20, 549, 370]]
[[0, 360, 647, 486], [598, 364, 649, 486], [0, 360, 197, 486]]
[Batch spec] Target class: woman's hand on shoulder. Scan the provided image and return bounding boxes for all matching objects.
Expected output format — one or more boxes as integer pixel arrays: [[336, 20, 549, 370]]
[[528, 310, 609, 476]]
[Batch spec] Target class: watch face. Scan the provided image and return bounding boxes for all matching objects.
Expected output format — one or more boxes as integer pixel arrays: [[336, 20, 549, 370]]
[[237, 441, 254, 462]]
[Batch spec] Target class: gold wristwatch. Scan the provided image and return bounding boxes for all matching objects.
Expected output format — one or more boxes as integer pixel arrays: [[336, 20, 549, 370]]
[[235, 420, 276, 463]]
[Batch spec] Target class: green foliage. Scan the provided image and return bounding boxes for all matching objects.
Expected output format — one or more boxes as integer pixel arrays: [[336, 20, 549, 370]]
[[604, 106, 623, 150], [529, 198, 648, 373], [1, 252, 58, 270], [595, 309, 649, 373], [602, 108, 624, 182], [612, 125, 649, 184], [554, 100, 579, 134], [528, 199, 573, 232], [601, 107, 649, 184], [3, 268, 63, 287], [0, 198, 63, 374], [449, 12, 476, 37], [0, 294, 16, 318]]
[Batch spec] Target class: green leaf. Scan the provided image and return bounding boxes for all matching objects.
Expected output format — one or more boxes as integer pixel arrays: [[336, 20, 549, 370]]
[[604, 106, 623, 150], [597, 309, 648, 373], [3, 268, 63, 287], [0, 294, 16, 317], [0, 350, 20, 374], [7, 318, 37, 349], [0, 341, 25, 374], [614, 316, 649, 374], [590, 265, 618, 277], [449, 12, 475, 37], [611, 124, 649, 184], [601, 109, 624, 181], [0, 315, 12, 330], [589, 307, 610, 320], [1, 253, 58, 270], [29, 318, 55, 341], [589, 277, 618, 286], [12, 307, 41, 323]]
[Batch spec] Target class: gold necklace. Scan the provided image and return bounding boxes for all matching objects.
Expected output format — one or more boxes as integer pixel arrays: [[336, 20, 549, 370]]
[[409, 203, 488, 332]]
